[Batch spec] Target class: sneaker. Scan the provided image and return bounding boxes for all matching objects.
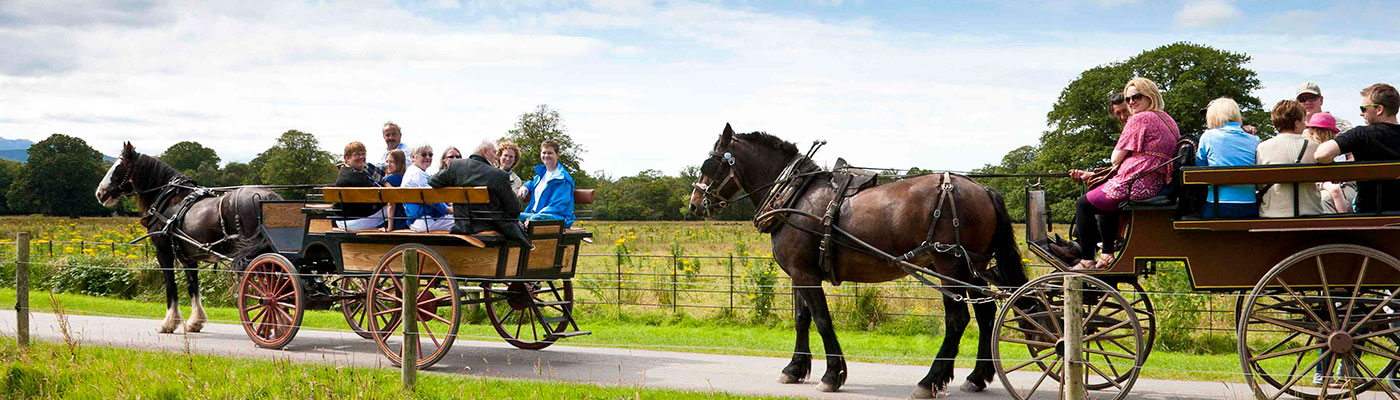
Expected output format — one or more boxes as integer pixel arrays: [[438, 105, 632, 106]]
[[1313, 372, 1324, 386]]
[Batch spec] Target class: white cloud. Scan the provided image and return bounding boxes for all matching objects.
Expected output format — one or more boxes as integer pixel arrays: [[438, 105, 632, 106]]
[[1175, 0, 1242, 29]]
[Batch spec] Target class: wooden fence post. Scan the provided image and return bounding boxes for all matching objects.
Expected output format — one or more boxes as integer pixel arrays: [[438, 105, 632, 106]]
[[15, 232, 30, 348], [401, 249, 418, 391], [1063, 274, 1085, 399], [671, 254, 678, 314], [615, 253, 623, 317], [727, 254, 734, 312]]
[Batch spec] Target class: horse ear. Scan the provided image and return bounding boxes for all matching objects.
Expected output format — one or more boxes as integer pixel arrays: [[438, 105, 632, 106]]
[[122, 142, 137, 161], [721, 123, 734, 144]]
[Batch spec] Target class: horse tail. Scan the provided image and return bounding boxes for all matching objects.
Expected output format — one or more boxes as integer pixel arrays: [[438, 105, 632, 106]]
[[985, 187, 1028, 289]]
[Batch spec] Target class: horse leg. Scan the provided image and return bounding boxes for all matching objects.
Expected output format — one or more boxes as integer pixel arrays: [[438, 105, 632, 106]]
[[156, 247, 182, 334], [960, 295, 997, 392], [795, 286, 846, 392], [916, 292, 970, 398], [780, 289, 812, 383], [182, 260, 206, 333]]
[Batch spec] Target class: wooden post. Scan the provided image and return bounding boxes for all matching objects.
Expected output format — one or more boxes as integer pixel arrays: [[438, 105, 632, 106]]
[[615, 254, 623, 317], [671, 254, 678, 314], [1063, 274, 1085, 400], [401, 249, 418, 391], [727, 254, 734, 312], [15, 232, 30, 348]]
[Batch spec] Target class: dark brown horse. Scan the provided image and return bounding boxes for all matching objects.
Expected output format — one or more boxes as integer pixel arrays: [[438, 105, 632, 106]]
[[687, 125, 1026, 397], [95, 143, 278, 333]]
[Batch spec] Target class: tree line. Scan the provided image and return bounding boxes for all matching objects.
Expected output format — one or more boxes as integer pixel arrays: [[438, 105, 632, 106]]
[[9, 105, 754, 221]]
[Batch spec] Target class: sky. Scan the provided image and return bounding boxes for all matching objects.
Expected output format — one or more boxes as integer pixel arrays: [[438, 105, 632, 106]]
[[3, 0, 1399, 177]]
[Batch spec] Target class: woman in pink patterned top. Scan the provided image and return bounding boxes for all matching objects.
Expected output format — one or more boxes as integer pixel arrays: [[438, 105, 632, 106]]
[[1065, 77, 1180, 270]]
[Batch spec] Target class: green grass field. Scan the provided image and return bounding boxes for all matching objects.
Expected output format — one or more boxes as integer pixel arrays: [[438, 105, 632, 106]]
[[0, 337, 794, 399]]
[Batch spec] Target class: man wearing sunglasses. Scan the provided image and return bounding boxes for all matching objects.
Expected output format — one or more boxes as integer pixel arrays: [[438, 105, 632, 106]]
[[1315, 83, 1400, 213], [1297, 82, 1353, 133]]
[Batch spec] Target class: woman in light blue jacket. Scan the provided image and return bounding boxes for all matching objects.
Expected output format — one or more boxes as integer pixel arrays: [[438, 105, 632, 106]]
[[1196, 97, 1260, 219], [519, 140, 576, 228]]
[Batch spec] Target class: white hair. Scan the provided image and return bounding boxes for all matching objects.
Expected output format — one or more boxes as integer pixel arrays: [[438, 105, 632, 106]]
[[409, 143, 433, 157], [474, 139, 497, 156], [383, 121, 399, 130]]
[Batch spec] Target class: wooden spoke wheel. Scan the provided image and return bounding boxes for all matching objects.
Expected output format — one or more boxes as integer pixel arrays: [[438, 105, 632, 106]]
[[1238, 244, 1400, 400], [482, 279, 574, 350], [366, 244, 461, 369], [338, 275, 391, 340], [992, 272, 1145, 400], [1118, 280, 1156, 364], [237, 253, 306, 350]]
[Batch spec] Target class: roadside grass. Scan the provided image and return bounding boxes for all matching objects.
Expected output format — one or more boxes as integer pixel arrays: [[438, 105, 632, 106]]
[[0, 288, 1245, 383], [0, 337, 793, 400]]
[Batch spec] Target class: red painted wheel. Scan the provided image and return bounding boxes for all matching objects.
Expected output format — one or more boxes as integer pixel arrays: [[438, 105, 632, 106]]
[[237, 253, 305, 350], [367, 244, 460, 369], [339, 275, 389, 340], [482, 279, 574, 350]]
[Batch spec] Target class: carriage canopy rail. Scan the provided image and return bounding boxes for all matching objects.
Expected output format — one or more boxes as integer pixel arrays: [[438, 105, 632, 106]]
[[1180, 160, 1400, 185]]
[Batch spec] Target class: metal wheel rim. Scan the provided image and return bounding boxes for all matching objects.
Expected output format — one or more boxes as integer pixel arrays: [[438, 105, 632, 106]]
[[237, 253, 304, 349], [993, 272, 1145, 400], [1237, 244, 1400, 400], [366, 243, 461, 369], [482, 280, 574, 350]]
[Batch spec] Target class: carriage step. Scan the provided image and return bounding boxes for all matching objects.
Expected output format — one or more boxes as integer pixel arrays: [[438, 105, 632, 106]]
[[535, 300, 572, 307], [542, 315, 572, 325], [545, 330, 591, 340]]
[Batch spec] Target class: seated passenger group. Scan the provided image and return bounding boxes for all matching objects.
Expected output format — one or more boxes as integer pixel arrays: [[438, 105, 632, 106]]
[[331, 121, 577, 241], [1052, 80, 1400, 270]]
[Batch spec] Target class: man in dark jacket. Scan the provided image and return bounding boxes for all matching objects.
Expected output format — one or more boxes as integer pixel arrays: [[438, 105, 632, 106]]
[[428, 140, 531, 247]]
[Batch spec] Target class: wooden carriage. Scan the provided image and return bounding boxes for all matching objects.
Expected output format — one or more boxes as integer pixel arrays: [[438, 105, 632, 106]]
[[1006, 161, 1400, 400], [239, 186, 593, 368]]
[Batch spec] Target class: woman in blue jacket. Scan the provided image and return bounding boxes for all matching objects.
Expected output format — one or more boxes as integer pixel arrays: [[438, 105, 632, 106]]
[[519, 140, 576, 228]]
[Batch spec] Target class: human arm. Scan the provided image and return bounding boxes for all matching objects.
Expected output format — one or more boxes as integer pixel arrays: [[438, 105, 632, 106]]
[[1314, 140, 1341, 164]]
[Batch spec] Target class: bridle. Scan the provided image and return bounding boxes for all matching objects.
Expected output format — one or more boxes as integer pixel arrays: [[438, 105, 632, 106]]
[[693, 150, 743, 213]]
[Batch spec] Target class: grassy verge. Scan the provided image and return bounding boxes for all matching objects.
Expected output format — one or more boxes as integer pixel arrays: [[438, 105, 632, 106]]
[[0, 338, 792, 399], [0, 288, 1247, 383]]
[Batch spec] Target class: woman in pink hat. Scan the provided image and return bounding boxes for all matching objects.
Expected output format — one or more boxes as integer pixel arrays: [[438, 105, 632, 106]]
[[1305, 112, 1355, 213]]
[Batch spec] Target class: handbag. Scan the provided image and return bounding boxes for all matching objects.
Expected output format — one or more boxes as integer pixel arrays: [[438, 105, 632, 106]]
[[1085, 165, 1119, 190]]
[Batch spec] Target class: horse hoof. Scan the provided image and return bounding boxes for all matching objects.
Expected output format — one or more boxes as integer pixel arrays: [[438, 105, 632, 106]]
[[818, 382, 841, 392], [911, 386, 936, 398], [778, 374, 802, 384], [183, 321, 204, 333], [960, 380, 985, 393]]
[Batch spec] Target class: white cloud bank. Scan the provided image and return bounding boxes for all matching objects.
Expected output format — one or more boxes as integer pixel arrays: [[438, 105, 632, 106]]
[[1174, 0, 1242, 29]]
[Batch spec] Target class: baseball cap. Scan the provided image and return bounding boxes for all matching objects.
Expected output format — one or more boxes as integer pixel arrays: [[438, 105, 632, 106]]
[[1306, 112, 1339, 133], [1297, 82, 1322, 98]]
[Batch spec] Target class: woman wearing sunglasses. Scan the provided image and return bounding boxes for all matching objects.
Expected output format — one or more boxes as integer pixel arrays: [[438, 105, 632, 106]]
[[1060, 77, 1181, 270]]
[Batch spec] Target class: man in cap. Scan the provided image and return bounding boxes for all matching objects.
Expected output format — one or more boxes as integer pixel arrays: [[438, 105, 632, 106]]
[[1297, 82, 1353, 133]]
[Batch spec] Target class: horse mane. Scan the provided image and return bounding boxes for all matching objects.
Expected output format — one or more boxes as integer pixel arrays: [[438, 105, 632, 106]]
[[132, 153, 189, 191], [735, 131, 799, 157]]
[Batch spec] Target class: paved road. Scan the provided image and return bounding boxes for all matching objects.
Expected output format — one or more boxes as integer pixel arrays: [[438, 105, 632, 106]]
[[0, 310, 1373, 399]]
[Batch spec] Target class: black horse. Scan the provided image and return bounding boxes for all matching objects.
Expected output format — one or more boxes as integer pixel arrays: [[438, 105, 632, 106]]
[[95, 143, 277, 333], [687, 125, 1027, 397]]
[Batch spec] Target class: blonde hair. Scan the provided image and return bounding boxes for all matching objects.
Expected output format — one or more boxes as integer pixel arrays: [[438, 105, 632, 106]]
[[1306, 127, 1337, 144], [1205, 97, 1243, 129], [1124, 77, 1165, 112], [386, 149, 406, 175]]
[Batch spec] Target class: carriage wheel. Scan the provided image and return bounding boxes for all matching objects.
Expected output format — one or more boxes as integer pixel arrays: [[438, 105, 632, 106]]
[[482, 279, 574, 350], [367, 244, 461, 369], [1119, 280, 1156, 362], [237, 253, 305, 350], [338, 275, 390, 340], [992, 272, 1145, 400], [1238, 244, 1400, 400]]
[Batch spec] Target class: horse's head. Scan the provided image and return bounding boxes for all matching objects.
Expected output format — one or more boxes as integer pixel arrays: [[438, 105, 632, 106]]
[[95, 142, 139, 207], [688, 124, 745, 217]]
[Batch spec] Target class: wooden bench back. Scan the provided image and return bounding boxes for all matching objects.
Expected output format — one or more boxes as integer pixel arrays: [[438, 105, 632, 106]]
[[323, 187, 490, 204], [1182, 161, 1400, 186]]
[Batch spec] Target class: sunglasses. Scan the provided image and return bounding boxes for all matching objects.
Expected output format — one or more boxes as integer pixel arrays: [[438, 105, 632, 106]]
[[1362, 103, 1383, 113], [1125, 93, 1147, 103], [1298, 94, 1321, 102], [444, 155, 461, 159]]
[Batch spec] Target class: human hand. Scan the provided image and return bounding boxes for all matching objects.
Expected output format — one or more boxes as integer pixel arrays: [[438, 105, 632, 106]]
[[1068, 169, 1090, 182], [1243, 125, 1258, 135]]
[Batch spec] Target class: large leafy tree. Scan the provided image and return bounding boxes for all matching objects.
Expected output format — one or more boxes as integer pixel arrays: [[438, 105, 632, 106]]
[[258, 130, 337, 186], [980, 42, 1267, 220], [501, 104, 589, 185], [9, 134, 108, 217], [159, 141, 220, 173]]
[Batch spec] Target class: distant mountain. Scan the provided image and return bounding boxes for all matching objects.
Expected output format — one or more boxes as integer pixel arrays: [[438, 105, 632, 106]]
[[0, 137, 116, 163], [0, 137, 33, 151]]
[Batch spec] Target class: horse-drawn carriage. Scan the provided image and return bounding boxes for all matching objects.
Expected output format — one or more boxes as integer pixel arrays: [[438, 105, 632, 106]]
[[240, 186, 594, 368], [1012, 161, 1400, 400]]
